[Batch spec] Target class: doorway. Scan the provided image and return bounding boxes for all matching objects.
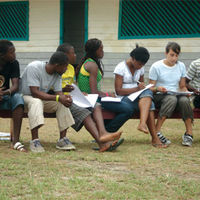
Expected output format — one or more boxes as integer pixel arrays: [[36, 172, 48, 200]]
[[62, 0, 88, 65]]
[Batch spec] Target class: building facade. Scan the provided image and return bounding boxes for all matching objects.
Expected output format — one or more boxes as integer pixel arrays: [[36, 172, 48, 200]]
[[0, 0, 199, 77]]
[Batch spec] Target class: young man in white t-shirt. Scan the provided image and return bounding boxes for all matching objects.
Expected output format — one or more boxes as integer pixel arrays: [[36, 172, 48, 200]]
[[149, 42, 193, 146], [21, 51, 75, 152]]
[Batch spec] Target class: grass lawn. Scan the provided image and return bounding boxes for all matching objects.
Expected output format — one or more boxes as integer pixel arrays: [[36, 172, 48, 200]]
[[0, 118, 200, 200]]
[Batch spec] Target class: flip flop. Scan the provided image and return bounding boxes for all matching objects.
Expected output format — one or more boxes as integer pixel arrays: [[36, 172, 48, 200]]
[[98, 138, 124, 152]]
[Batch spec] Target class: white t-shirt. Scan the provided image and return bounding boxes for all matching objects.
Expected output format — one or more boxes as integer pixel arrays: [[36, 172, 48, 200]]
[[113, 61, 145, 98], [114, 61, 144, 89], [20, 61, 62, 95], [149, 59, 186, 92]]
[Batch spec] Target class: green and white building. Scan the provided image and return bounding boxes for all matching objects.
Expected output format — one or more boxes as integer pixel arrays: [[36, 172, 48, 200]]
[[0, 0, 199, 77]]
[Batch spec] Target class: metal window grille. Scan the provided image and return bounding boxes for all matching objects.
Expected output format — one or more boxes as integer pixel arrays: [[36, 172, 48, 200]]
[[119, 0, 200, 39], [0, 1, 29, 40]]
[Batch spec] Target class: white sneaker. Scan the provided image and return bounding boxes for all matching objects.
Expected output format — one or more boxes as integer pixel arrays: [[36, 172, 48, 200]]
[[157, 132, 171, 145], [182, 133, 193, 147]]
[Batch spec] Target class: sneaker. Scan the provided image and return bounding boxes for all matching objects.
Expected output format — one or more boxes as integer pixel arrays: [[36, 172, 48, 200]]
[[56, 137, 76, 150], [182, 133, 193, 147], [30, 139, 45, 153], [157, 132, 171, 145]]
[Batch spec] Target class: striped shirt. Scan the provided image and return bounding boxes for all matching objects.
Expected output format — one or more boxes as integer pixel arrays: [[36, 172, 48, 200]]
[[186, 58, 200, 90]]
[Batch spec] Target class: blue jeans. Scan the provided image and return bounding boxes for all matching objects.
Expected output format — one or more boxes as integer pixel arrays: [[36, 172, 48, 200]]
[[0, 93, 24, 111], [99, 98, 133, 132], [122, 89, 155, 112]]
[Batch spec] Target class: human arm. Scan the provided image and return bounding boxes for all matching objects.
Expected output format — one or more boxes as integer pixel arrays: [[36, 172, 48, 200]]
[[149, 79, 167, 93], [62, 84, 74, 93], [179, 77, 188, 92], [115, 74, 145, 96], [186, 77, 199, 95], [30, 87, 72, 107], [85, 61, 108, 97]]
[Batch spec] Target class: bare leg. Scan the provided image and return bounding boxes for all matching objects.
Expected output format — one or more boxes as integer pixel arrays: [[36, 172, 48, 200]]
[[137, 97, 151, 134], [184, 118, 192, 135], [91, 105, 122, 142], [155, 116, 167, 133], [31, 126, 40, 140], [147, 111, 167, 148], [83, 115, 121, 148], [60, 129, 67, 139], [12, 105, 23, 145]]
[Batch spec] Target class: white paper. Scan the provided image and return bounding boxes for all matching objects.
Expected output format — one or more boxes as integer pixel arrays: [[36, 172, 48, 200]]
[[128, 84, 154, 102], [70, 84, 98, 108], [167, 90, 193, 95], [0, 132, 10, 137], [101, 97, 121, 102], [0, 132, 10, 141]]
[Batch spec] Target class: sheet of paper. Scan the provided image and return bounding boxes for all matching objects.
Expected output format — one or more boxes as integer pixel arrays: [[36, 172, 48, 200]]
[[0, 132, 10, 141], [101, 97, 121, 102], [167, 90, 193, 95], [85, 94, 99, 107], [128, 84, 154, 102], [0, 132, 10, 136], [70, 84, 98, 108]]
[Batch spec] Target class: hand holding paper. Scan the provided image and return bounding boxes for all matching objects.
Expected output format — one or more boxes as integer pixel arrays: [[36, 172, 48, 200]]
[[70, 84, 98, 108], [128, 84, 154, 102]]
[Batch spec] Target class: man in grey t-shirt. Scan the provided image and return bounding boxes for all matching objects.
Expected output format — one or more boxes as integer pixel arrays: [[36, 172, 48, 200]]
[[21, 51, 75, 152]]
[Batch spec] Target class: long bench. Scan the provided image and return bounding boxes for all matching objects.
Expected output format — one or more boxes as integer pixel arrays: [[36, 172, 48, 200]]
[[1, 108, 200, 119]]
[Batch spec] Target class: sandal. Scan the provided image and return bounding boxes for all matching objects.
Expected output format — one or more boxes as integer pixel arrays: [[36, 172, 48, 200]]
[[13, 142, 27, 152], [99, 138, 124, 152]]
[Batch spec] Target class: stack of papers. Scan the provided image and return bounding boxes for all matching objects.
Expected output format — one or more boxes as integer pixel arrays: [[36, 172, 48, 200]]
[[70, 84, 98, 108]]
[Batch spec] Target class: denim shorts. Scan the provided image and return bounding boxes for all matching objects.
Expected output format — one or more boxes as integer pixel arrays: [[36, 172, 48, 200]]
[[0, 93, 24, 111], [122, 89, 155, 111]]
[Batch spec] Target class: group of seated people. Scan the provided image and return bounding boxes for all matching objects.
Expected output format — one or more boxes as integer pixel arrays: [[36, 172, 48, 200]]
[[0, 39, 199, 153]]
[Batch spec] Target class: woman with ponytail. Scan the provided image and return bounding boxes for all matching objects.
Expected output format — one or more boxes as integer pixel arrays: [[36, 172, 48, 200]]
[[76, 38, 133, 133], [114, 45, 166, 148]]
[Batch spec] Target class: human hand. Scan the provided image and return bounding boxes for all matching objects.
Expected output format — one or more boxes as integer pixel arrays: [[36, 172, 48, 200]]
[[59, 94, 72, 107], [194, 88, 200, 95], [137, 82, 145, 90], [82, 92, 88, 96], [62, 85, 74, 93], [108, 92, 116, 97], [157, 86, 167, 93]]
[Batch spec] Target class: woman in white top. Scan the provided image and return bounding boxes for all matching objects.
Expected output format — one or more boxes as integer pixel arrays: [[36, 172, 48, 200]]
[[114, 46, 166, 148], [149, 42, 193, 147]]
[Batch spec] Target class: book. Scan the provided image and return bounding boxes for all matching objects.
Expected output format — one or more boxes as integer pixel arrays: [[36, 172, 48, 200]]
[[70, 84, 98, 108], [101, 96, 121, 102]]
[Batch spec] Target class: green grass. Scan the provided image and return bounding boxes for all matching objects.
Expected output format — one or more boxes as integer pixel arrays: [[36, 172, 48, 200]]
[[0, 118, 200, 200]]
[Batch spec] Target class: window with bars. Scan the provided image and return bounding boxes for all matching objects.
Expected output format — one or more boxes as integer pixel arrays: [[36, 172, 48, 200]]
[[0, 1, 29, 41], [118, 0, 200, 39]]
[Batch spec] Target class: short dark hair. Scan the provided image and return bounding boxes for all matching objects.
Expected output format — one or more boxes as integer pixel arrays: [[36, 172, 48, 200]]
[[130, 45, 150, 64], [56, 43, 73, 54], [0, 40, 14, 56], [165, 42, 181, 54], [49, 51, 68, 65]]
